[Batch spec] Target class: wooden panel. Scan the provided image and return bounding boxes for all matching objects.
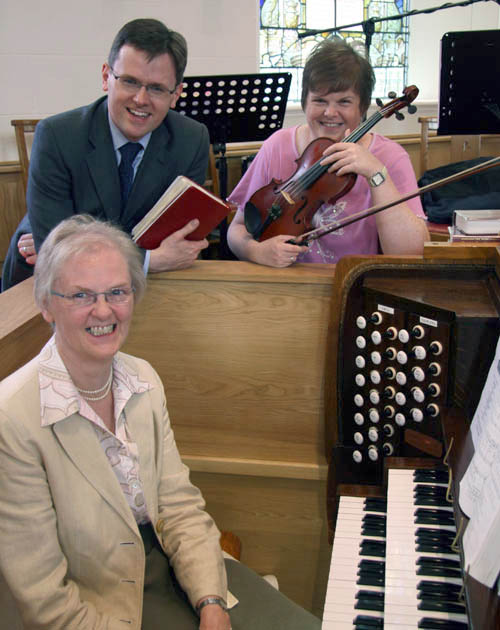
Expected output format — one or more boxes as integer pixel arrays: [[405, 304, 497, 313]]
[[0, 277, 50, 380], [123, 261, 336, 468], [191, 471, 330, 618], [0, 164, 25, 265]]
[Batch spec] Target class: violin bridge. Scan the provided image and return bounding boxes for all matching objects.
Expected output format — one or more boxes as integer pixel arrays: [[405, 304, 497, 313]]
[[280, 190, 295, 205]]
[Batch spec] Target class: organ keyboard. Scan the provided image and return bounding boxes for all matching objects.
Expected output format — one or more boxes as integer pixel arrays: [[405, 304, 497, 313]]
[[384, 469, 466, 630], [324, 469, 472, 629], [323, 248, 500, 629], [322, 495, 386, 629]]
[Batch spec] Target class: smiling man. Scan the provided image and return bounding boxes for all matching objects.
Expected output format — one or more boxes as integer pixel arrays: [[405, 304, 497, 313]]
[[2, 19, 210, 291]]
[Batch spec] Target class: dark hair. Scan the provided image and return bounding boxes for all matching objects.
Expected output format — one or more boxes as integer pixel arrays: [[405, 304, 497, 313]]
[[301, 39, 375, 115], [108, 18, 188, 85]]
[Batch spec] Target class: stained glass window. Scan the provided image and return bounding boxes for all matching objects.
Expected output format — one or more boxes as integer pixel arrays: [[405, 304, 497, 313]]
[[260, 0, 410, 103]]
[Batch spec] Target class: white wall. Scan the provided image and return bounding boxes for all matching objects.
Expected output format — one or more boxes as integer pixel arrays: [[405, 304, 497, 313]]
[[0, 0, 498, 161], [0, 0, 259, 161], [408, 0, 500, 101]]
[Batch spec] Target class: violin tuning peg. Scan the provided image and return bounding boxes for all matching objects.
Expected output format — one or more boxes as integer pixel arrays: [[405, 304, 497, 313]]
[[376, 98, 383, 107], [387, 91, 397, 99], [407, 105, 417, 114], [395, 111, 405, 121]]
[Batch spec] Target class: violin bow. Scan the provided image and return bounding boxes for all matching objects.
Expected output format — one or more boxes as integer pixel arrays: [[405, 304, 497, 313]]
[[291, 155, 500, 246]]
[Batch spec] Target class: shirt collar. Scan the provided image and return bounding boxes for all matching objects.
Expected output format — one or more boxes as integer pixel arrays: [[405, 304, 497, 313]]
[[38, 336, 153, 427], [108, 113, 151, 154]]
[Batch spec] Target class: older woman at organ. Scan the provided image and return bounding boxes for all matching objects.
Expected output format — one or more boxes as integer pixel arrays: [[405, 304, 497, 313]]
[[0, 216, 320, 630], [227, 39, 429, 267]]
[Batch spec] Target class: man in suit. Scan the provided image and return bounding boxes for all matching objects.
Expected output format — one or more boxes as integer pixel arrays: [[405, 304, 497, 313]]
[[2, 18, 209, 291]]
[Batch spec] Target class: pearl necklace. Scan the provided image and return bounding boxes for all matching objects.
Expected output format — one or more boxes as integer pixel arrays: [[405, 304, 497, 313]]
[[76, 369, 113, 402]]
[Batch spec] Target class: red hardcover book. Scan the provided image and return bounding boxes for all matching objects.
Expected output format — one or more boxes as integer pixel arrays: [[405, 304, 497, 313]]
[[132, 175, 232, 249]]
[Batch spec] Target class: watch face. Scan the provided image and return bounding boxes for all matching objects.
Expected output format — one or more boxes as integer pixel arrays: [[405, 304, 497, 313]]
[[371, 172, 385, 186]]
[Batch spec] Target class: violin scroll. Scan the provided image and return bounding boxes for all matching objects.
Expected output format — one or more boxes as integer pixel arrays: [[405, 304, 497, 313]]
[[379, 85, 419, 120]]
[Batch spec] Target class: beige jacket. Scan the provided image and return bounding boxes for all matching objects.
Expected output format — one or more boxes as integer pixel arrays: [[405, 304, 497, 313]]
[[0, 350, 227, 629]]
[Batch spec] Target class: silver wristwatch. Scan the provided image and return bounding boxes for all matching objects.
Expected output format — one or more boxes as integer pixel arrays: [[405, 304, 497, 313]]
[[369, 166, 387, 187], [196, 596, 228, 616]]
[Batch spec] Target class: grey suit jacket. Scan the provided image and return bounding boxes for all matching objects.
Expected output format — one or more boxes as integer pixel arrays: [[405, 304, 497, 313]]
[[2, 96, 209, 290], [0, 348, 226, 629]]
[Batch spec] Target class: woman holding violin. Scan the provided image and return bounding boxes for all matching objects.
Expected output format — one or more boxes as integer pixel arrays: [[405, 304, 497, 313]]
[[227, 39, 429, 267]]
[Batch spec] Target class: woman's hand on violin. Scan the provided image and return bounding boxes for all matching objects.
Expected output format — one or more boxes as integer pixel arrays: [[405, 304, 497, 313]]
[[253, 235, 308, 268], [226, 212, 307, 267], [320, 132, 384, 181]]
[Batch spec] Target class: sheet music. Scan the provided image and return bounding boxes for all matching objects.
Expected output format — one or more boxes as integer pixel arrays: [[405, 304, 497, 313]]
[[459, 334, 500, 587], [470, 333, 500, 449]]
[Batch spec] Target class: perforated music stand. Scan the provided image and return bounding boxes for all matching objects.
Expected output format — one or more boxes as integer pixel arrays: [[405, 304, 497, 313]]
[[176, 72, 292, 257], [438, 30, 500, 135]]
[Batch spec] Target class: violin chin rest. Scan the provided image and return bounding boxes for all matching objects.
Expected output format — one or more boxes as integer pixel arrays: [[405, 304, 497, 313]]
[[244, 201, 263, 239]]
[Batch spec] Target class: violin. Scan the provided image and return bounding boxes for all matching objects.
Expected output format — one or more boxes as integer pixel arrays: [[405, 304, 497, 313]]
[[244, 86, 419, 242]]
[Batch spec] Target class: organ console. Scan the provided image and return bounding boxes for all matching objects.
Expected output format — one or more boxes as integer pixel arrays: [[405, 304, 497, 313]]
[[323, 244, 500, 628]]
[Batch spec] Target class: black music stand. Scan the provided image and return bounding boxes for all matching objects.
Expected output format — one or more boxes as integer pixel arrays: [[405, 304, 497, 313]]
[[438, 29, 500, 135], [176, 72, 292, 258]]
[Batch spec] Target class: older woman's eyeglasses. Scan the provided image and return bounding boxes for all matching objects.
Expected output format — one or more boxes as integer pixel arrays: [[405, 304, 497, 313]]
[[109, 68, 177, 99], [51, 287, 135, 307]]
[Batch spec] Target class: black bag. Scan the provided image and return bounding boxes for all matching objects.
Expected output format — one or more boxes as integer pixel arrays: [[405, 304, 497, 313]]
[[418, 157, 500, 224]]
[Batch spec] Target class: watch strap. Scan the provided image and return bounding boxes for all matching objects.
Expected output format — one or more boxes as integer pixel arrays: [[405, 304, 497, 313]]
[[196, 596, 228, 616]]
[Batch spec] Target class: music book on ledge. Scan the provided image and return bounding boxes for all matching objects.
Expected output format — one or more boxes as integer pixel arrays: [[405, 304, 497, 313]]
[[131, 176, 231, 249]]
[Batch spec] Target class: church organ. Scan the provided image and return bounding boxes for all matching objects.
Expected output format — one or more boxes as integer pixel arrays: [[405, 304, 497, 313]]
[[323, 245, 500, 628]]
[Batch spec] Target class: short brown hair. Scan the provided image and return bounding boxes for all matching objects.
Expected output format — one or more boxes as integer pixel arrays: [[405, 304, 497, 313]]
[[108, 18, 188, 85], [301, 39, 375, 115]]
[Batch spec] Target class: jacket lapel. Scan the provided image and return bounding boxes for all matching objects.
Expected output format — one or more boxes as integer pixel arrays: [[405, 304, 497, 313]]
[[86, 100, 122, 223], [52, 416, 138, 533], [124, 392, 158, 523]]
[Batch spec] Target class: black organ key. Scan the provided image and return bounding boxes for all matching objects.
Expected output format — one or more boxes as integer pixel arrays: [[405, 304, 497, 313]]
[[414, 470, 449, 484], [364, 497, 387, 512], [418, 619, 468, 630], [355, 589, 384, 611], [414, 508, 456, 527], [354, 614, 384, 629]]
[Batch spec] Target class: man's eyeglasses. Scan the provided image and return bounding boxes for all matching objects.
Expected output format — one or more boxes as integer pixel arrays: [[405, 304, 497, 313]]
[[51, 287, 135, 307], [109, 68, 177, 99]]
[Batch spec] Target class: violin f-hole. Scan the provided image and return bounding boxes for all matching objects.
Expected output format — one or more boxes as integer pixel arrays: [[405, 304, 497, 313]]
[[293, 198, 309, 225]]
